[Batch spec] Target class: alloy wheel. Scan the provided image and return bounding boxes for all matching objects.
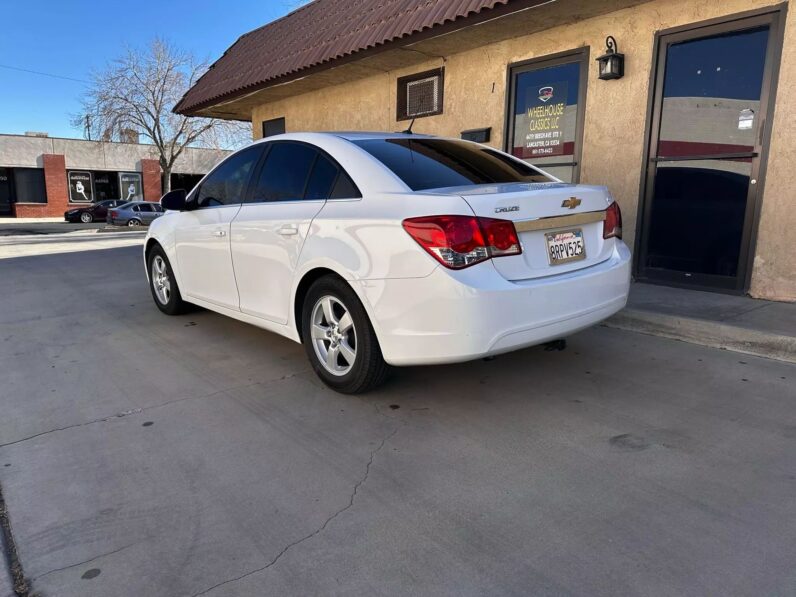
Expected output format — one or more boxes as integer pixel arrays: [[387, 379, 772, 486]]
[[310, 295, 357, 376], [128, 219, 141, 227], [80, 213, 92, 223], [151, 255, 171, 305]]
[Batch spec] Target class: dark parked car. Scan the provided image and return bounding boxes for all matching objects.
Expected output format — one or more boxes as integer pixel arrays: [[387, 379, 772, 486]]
[[107, 201, 165, 227], [64, 199, 127, 223]]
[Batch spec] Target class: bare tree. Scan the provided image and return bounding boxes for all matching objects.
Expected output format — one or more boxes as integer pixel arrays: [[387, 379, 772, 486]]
[[74, 39, 248, 193]]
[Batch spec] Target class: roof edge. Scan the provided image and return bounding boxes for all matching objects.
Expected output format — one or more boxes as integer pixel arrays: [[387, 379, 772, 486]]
[[174, 0, 553, 116]]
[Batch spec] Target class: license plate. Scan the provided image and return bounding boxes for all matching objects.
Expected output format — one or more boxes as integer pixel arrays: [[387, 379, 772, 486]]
[[546, 228, 586, 265]]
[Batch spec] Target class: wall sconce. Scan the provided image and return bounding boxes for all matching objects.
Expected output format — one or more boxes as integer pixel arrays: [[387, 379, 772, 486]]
[[596, 36, 625, 80]]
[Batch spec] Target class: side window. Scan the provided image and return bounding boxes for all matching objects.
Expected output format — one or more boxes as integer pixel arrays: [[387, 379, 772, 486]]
[[250, 142, 316, 202], [304, 154, 339, 200], [132, 205, 141, 212], [196, 146, 262, 208], [329, 171, 360, 199], [140, 203, 155, 212]]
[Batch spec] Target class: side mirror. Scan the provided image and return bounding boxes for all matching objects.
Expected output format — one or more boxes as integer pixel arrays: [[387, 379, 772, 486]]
[[160, 189, 187, 211]]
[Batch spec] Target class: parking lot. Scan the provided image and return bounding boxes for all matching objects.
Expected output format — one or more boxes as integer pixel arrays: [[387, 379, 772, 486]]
[[1, 237, 795, 597]]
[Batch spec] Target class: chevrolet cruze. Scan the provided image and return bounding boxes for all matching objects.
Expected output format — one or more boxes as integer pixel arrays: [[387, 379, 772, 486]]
[[144, 133, 631, 393]]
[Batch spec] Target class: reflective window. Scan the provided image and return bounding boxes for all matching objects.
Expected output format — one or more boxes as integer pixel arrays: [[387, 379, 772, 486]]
[[644, 25, 771, 282], [196, 145, 262, 207], [658, 27, 769, 157], [354, 138, 550, 191], [508, 59, 584, 182]]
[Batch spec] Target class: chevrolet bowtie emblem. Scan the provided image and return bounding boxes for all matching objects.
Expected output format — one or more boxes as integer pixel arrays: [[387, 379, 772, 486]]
[[562, 197, 582, 209]]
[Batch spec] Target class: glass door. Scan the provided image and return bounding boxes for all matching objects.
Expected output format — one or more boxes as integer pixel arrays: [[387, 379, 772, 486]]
[[506, 50, 588, 182], [638, 13, 781, 291]]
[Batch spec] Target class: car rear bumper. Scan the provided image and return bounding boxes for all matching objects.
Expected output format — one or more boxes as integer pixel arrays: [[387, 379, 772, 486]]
[[355, 242, 632, 366]]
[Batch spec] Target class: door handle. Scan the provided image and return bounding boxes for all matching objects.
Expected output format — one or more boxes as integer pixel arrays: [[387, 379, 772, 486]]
[[278, 225, 299, 236], [213, 230, 226, 237]]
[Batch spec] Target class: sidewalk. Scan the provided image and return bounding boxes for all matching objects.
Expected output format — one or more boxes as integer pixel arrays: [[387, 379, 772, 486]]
[[0, 219, 103, 236], [605, 283, 796, 363]]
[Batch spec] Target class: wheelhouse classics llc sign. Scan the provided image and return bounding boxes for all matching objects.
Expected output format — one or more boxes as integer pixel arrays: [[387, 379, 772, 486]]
[[68, 171, 93, 203], [119, 172, 143, 202], [523, 81, 568, 158]]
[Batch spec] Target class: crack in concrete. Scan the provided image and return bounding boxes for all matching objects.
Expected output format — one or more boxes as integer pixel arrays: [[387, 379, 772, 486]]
[[190, 427, 398, 597], [0, 409, 144, 450], [0, 375, 299, 450], [31, 542, 137, 582]]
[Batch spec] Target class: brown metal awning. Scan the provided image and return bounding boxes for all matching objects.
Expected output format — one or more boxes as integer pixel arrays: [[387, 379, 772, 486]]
[[176, 0, 652, 119]]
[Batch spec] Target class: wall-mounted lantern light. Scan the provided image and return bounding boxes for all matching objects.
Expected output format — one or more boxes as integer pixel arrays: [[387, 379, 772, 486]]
[[596, 36, 625, 80]]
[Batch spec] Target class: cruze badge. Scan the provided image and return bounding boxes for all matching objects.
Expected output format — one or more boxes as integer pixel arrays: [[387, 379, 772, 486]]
[[495, 206, 520, 214], [561, 197, 582, 209]]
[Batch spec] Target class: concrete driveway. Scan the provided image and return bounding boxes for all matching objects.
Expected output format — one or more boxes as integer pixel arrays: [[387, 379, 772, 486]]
[[0, 242, 794, 597]]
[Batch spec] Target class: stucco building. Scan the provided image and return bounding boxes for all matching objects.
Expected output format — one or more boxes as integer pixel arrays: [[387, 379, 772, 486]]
[[175, 0, 796, 301], [0, 133, 228, 218]]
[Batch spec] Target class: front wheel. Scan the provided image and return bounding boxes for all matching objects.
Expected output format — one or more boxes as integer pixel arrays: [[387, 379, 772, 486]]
[[80, 212, 93, 223], [148, 247, 189, 315], [301, 276, 389, 394]]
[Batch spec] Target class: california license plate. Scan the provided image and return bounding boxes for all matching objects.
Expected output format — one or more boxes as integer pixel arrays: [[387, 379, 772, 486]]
[[546, 228, 586, 265]]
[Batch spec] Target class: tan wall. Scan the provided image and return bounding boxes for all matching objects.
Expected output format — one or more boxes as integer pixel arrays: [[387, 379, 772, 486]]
[[251, 0, 795, 301]]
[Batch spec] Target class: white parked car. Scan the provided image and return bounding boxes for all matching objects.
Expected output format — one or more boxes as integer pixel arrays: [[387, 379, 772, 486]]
[[145, 133, 631, 393]]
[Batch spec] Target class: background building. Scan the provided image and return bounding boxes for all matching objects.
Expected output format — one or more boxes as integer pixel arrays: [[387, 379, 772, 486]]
[[174, 0, 796, 302], [0, 132, 228, 218]]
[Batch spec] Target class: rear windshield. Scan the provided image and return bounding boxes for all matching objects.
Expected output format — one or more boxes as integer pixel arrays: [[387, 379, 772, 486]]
[[353, 138, 553, 191]]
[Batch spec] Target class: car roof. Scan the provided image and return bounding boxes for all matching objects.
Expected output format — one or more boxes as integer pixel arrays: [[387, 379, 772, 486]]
[[251, 131, 437, 145]]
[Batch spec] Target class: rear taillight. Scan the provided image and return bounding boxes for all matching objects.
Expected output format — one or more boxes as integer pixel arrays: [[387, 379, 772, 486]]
[[110, 210, 117, 217], [402, 215, 521, 269], [603, 201, 622, 239]]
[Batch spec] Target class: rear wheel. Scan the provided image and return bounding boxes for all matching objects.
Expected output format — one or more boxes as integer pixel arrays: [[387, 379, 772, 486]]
[[80, 212, 93, 223], [148, 246, 188, 315], [301, 276, 389, 394], [128, 219, 142, 227]]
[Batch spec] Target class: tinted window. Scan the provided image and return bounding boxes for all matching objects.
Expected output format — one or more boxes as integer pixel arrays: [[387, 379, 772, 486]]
[[262, 117, 286, 138], [330, 171, 360, 199], [354, 138, 551, 191], [304, 154, 339, 200], [197, 146, 262, 207], [251, 143, 316, 202], [13, 168, 46, 204]]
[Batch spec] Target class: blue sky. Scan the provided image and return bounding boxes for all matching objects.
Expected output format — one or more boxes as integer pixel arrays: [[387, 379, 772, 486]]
[[0, 0, 301, 138]]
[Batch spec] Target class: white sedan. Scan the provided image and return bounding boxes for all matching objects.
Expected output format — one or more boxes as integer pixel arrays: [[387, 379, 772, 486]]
[[145, 132, 631, 393]]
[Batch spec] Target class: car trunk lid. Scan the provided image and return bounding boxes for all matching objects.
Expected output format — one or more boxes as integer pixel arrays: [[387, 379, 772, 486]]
[[426, 182, 613, 281]]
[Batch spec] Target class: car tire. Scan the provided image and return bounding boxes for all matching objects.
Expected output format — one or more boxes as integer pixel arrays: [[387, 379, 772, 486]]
[[147, 246, 189, 316], [301, 276, 389, 394], [80, 212, 93, 223], [127, 219, 142, 227]]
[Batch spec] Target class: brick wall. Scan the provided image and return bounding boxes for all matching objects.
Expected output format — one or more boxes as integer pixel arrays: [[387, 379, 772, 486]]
[[12, 154, 68, 217], [141, 159, 162, 201]]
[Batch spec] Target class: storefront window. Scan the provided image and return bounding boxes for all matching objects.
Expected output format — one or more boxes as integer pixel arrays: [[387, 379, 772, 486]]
[[14, 168, 46, 203], [507, 53, 586, 182], [119, 173, 143, 202], [93, 171, 120, 202]]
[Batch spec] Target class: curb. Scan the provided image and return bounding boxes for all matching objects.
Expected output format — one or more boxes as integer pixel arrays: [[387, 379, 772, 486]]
[[603, 308, 796, 364], [98, 226, 148, 234]]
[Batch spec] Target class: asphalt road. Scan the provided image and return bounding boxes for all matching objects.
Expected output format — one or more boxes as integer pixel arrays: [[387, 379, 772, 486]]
[[0, 241, 794, 597]]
